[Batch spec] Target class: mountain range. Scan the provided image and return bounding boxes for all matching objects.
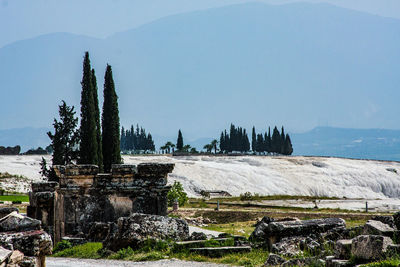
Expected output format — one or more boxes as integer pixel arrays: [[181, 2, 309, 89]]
[[0, 2, 399, 139]]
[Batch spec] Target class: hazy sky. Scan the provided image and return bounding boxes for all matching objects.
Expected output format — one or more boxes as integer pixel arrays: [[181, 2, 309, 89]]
[[1, 0, 400, 48]]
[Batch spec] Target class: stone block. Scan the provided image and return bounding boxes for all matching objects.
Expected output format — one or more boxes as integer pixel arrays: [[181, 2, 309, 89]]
[[0, 230, 52, 257], [137, 163, 174, 178], [104, 213, 189, 251], [111, 165, 137, 175], [335, 239, 352, 259], [0, 246, 12, 265], [363, 220, 395, 237], [0, 212, 41, 232], [189, 246, 251, 257], [31, 182, 58, 193], [351, 235, 393, 260], [0, 207, 18, 219]]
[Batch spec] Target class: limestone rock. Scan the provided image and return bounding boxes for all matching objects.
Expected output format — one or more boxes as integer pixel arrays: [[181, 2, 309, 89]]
[[0, 207, 18, 219], [190, 232, 208, 241], [351, 235, 393, 260], [281, 257, 316, 267], [250, 217, 345, 247], [104, 213, 189, 251], [393, 212, 400, 230], [18, 256, 37, 267], [0, 230, 52, 257], [363, 220, 395, 237], [335, 239, 352, 259], [264, 253, 285, 266], [0, 212, 41, 232], [371, 216, 395, 229], [0, 246, 12, 265], [8, 250, 24, 265], [87, 222, 112, 242]]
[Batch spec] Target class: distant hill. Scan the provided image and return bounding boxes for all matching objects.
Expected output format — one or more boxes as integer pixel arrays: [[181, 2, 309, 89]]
[[0, 128, 50, 152], [0, 2, 399, 138], [292, 127, 400, 161]]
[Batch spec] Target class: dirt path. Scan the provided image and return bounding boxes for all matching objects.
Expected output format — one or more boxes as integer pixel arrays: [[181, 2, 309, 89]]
[[47, 258, 228, 267]]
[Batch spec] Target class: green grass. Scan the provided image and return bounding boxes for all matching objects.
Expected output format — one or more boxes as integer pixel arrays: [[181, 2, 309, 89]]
[[206, 195, 340, 202], [204, 221, 256, 237], [52, 240, 268, 266], [359, 258, 400, 267], [52, 242, 103, 259], [0, 195, 29, 202]]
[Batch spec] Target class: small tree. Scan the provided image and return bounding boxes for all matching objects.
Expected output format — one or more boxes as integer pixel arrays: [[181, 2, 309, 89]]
[[47, 101, 79, 165], [210, 139, 218, 154], [167, 181, 188, 207]]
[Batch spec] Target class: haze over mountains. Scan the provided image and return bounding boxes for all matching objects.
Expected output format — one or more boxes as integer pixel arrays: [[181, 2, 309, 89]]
[[0, 2, 399, 158]]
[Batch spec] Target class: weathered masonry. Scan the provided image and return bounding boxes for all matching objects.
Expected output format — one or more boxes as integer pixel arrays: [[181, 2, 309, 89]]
[[28, 163, 174, 243]]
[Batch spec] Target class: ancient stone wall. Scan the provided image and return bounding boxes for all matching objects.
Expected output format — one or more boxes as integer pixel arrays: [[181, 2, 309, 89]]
[[28, 163, 174, 243]]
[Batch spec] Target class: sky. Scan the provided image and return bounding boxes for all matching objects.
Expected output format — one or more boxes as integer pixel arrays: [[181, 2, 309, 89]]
[[1, 0, 400, 48]]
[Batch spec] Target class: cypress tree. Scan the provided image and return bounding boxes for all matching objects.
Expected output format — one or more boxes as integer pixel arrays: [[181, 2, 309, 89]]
[[267, 127, 272, 153], [219, 131, 225, 153], [280, 126, 286, 154], [271, 126, 281, 153], [176, 130, 184, 151], [102, 64, 121, 172], [92, 68, 103, 171], [79, 52, 98, 165], [284, 134, 293, 155], [251, 126, 256, 152]]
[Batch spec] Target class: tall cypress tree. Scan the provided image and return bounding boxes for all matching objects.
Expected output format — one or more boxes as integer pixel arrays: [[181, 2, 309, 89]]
[[176, 130, 183, 151], [251, 126, 256, 152], [271, 126, 281, 153], [91, 68, 103, 171], [283, 134, 293, 155], [79, 52, 98, 165], [102, 64, 121, 172], [219, 131, 225, 153]]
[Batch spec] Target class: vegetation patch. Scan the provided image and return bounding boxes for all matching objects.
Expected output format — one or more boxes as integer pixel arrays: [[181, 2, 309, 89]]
[[204, 221, 256, 237], [0, 172, 27, 180], [51, 242, 103, 259], [0, 195, 29, 202]]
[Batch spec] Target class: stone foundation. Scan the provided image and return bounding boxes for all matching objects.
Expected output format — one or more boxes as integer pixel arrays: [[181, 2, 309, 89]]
[[28, 163, 174, 243]]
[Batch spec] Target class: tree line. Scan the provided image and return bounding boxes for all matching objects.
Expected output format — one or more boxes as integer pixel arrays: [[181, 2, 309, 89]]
[[47, 52, 121, 172], [251, 126, 293, 155], [120, 125, 155, 152], [166, 125, 293, 155]]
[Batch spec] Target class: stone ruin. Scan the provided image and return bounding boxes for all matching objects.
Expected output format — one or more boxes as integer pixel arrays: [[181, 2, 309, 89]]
[[28, 163, 174, 243]]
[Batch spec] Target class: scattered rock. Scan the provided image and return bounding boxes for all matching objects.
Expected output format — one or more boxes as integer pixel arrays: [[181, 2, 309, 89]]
[[0, 246, 12, 265], [87, 222, 112, 242], [371, 216, 395, 229], [0, 207, 18, 219], [0, 230, 52, 257], [254, 216, 274, 228], [250, 217, 345, 248], [363, 220, 395, 237], [190, 232, 208, 241], [9, 249, 24, 265], [271, 236, 307, 257], [189, 246, 251, 257], [281, 257, 317, 267], [264, 253, 285, 266], [392, 212, 400, 230], [104, 213, 189, 251], [335, 239, 352, 259], [0, 212, 41, 232], [351, 235, 393, 260]]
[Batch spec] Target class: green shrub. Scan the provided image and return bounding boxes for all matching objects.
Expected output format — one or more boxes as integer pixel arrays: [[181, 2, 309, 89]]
[[240, 192, 260, 201], [167, 181, 188, 207], [109, 247, 135, 260], [53, 240, 72, 253]]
